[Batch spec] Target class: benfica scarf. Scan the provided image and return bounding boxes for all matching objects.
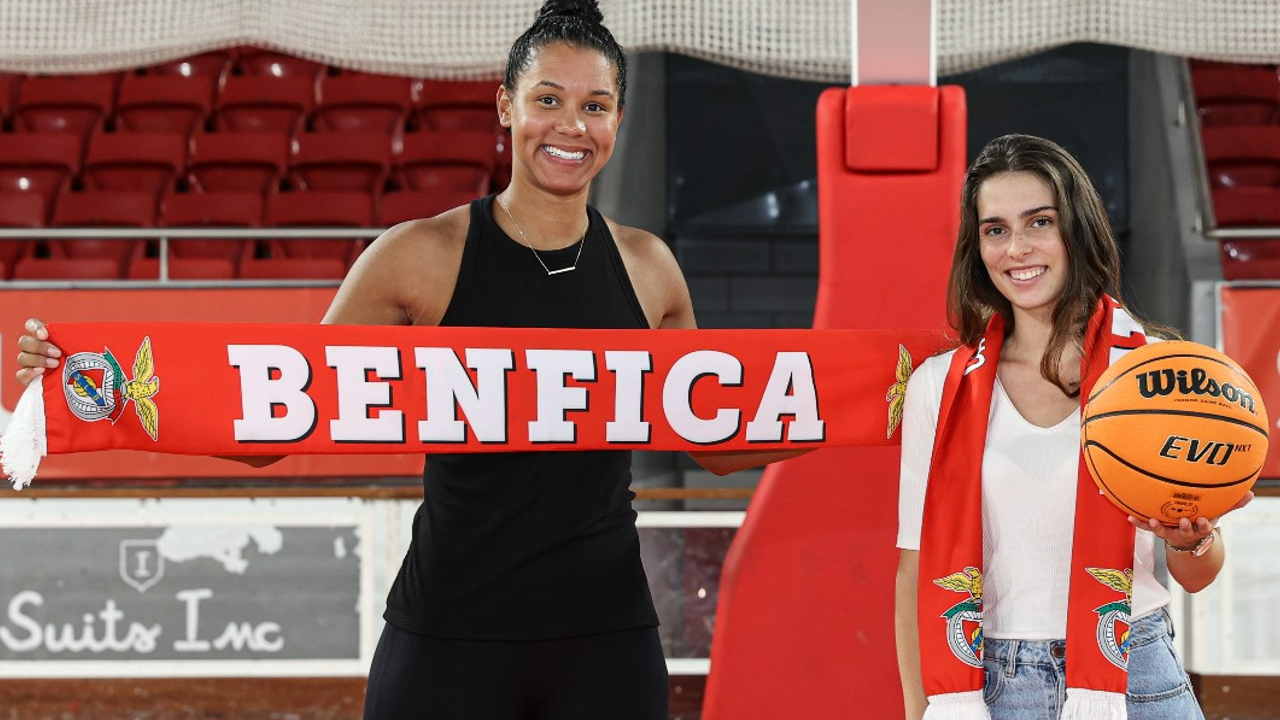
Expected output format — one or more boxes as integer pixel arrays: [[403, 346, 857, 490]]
[[917, 297, 1147, 719], [2, 322, 941, 489]]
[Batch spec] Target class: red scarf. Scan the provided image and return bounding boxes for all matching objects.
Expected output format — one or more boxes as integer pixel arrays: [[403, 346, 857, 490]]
[[917, 297, 1147, 719], [2, 322, 941, 489]]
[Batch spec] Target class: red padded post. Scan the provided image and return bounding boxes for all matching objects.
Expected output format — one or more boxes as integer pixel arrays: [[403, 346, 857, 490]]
[[702, 85, 966, 719]]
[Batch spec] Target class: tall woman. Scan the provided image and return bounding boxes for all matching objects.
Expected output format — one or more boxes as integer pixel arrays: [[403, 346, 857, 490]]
[[893, 134, 1249, 720], [16, 1, 796, 717]]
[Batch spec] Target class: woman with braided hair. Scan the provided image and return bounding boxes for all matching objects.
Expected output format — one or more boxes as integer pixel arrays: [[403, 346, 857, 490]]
[[16, 1, 799, 717]]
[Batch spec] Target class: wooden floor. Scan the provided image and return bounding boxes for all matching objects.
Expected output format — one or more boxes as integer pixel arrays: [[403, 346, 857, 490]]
[[0, 676, 709, 720]]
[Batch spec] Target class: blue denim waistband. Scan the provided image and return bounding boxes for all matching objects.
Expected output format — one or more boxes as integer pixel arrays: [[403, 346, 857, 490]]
[[984, 607, 1171, 668]]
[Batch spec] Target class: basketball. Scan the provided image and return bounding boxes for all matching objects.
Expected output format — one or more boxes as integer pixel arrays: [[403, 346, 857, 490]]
[[1082, 340, 1270, 525]]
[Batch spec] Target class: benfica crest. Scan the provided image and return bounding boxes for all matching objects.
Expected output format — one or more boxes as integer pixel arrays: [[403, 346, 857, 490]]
[[935, 566, 984, 668], [1086, 567, 1133, 670], [62, 336, 160, 441]]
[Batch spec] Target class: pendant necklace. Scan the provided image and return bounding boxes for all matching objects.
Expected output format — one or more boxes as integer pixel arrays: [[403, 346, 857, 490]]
[[498, 197, 587, 276]]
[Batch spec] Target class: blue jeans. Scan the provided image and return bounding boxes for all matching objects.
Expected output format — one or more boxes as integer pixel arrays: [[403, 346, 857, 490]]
[[983, 609, 1204, 720]]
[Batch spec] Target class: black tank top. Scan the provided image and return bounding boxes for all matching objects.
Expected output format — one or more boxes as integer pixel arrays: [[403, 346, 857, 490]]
[[384, 195, 658, 640]]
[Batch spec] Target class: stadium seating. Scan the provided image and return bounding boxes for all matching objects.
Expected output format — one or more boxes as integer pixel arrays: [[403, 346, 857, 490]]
[[290, 131, 393, 192], [12, 255, 123, 280], [0, 132, 82, 214], [414, 79, 501, 133], [186, 131, 291, 193], [313, 72, 415, 134], [213, 75, 314, 135], [114, 74, 217, 136], [0, 73, 22, 127], [141, 49, 237, 80], [235, 47, 326, 81], [1191, 65, 1280, 127], [126, 248, 238, 280], [50, 189, 157, 269], [82, 131, 187, 201], [378, 189, 475, 225], [1201, 125, 1280, 189], [236, 256, 347, 280], [159, 189, 264, 264], [11, 73, 120, 141], [393, 130, 496, 195], [242, 189, 372, 274], [0, 192, 46, 276]]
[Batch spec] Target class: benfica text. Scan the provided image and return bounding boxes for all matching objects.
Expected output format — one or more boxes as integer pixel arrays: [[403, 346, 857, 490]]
[[227, 345, 826, 447]]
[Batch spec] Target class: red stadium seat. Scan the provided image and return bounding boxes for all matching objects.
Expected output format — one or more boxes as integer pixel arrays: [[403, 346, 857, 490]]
[[0, 73, 23, 127], [414, 79, 501, 132], [237, 256, 347, 280], [235, 48, 326, 81], [1212, 186, 1280, 280], [1201, 125, 1280, 188], [160, 189, 263, 263], [50, 189, 157, 266], [0, 192, 46, 272], [82, 131, 186, 199], [1191, 65, 1280, 127], [1213, 187, 1280, 226], [186, 131, 291, 192], [12, 255, 123, 281], [254, 189, 371, 266], [377, 189, 476, 225], [290, 131, 393, 192], [213, 75, 315, 135], [0, 133, 81, 216], [142, 49, 237, 80], [114, 74, 216, 136], [127, 249, 237, 280], [313, 72, 415, 134], [393, 130, 495, 195], [12, 73, 120, 140]]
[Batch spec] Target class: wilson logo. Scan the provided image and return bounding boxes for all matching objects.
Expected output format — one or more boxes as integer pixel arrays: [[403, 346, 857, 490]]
[[1136, 368, 1255, 413], [1159, 436, 1235, 465]]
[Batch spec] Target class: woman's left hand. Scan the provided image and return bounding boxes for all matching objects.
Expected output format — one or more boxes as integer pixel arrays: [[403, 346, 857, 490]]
[[1127, 491, 1254, 549]]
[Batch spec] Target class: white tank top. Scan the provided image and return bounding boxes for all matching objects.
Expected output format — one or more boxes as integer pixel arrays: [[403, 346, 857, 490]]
[[897, 351, 1170, 639]]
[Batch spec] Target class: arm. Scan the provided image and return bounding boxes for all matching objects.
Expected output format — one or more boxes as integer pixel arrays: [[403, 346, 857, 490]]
[[229, 218, 463, 468], [896, 549, 927, 720], [1129, 491, 1253, 593]]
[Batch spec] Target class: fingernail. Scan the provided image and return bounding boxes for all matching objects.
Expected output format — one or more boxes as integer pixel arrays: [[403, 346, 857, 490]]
[[45, 358, 58, 368], [48, 346, 61, 358]]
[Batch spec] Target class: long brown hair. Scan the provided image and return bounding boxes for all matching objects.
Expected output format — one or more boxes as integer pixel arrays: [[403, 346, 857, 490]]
[[946, 134, 1124, 395]]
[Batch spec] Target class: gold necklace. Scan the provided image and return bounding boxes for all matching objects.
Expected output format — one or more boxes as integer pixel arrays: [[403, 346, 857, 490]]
[[498, 197, 587, 276]]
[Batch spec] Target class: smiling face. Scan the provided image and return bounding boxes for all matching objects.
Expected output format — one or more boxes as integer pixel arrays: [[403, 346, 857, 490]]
[[976, 171, 1068, 325], [498, 42, 622, 197]]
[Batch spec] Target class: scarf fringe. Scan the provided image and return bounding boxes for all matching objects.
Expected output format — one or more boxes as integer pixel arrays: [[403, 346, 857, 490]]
[[1062, 688, 1127, 720], [1, 380, 47, 490], [923, 691, 993, 720]]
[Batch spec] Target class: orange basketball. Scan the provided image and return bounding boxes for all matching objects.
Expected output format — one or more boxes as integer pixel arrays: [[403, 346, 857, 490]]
[[1082, 340, 1269, 525]]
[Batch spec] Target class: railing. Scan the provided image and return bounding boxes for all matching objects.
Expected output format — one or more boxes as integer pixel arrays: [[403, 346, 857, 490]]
[[0, 227, 385, 285]]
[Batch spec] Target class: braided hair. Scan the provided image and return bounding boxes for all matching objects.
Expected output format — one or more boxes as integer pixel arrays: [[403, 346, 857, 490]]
[[504, 0, 628, 109]]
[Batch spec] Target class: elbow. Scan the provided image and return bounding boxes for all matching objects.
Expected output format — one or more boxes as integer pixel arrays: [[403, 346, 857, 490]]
[[694, 456, 740, 477], [1177, 578, 1213, 594]]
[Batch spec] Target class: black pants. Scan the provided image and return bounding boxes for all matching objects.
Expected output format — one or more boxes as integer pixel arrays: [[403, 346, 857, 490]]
[[363, 623, 670, 720]]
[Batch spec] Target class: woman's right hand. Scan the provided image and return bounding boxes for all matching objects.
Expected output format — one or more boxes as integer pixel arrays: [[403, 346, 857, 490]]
[[15, 318, 61, 386]]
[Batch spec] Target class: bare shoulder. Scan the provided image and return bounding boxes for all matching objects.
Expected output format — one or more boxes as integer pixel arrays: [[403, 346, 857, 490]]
[[605, 217, 695, 329], [325, 204, 471, 326]]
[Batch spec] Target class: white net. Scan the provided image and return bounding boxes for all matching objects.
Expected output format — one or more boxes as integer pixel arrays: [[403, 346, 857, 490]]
[[0, 0, 1277, 80]]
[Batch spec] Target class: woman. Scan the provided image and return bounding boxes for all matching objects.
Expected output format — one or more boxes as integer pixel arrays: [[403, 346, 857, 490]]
[[16, 2, 798, 717], [893, 134, 1250, 720]]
